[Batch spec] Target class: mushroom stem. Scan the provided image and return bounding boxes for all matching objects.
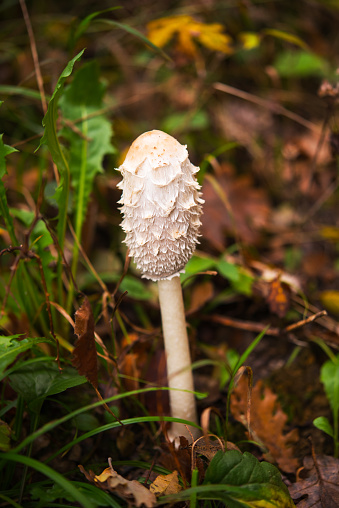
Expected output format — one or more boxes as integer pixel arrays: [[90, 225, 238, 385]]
[[158, 275, 199, 442]]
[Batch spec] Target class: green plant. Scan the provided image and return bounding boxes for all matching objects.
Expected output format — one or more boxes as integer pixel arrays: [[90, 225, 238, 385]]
[[313, 350, 339, 457]]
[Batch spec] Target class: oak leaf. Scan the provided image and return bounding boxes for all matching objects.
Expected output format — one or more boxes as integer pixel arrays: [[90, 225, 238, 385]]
[[230, 376, 299, 473], [147, 15, 232, 57], [79, 463, 156, 507], [72, 297, 98, 388]]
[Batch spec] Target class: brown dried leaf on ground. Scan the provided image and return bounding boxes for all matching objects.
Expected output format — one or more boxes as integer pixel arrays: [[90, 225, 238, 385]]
[[289, 455, 339, 508], [72, 297, 98, 388], [150, 470, 182, 497], [201, 170, 270, 250], [230, 376, 299, 473], [79, 463, 156, 508]]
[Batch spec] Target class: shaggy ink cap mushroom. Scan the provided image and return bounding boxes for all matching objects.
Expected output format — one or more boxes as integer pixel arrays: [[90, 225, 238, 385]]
[[117, 130, 204, 281], [117, 130, 203, 442]]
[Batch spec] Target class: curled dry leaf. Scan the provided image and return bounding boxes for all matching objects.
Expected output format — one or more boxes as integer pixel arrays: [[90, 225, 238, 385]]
[[149, 470, 182, 497], [231, 376, 299, 473], [79, 463, 156, 508], [72, 297, 98, 389]]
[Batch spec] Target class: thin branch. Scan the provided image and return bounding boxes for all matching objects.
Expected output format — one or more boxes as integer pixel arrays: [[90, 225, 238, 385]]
[[19, 0, 47, 114], [213, 82, 320, 133]]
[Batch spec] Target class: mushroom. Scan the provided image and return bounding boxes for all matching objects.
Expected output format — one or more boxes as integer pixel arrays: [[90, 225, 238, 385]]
[[117, 130, 204, 442]]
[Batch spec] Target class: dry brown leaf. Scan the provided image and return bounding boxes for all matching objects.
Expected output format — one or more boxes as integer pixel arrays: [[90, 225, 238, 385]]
[[266, 276, 291, 318], [230, 376, 299, 473], [72, 297, 98, 388], [289, 455, 339, 508], [189, 281, 214, 313], [150, 470, 182, 497], [79, 463, 156, 507], [201, 171, 270, 249]]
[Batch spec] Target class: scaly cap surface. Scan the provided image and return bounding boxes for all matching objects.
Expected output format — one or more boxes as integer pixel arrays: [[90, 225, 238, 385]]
[[117, 130, 204, 280]]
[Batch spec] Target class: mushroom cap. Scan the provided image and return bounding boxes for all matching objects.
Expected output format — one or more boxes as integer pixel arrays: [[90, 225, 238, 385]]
[[117, 130, 204, 281]]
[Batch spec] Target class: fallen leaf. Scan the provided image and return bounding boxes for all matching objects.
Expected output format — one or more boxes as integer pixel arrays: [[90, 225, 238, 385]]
[[201, 171, 271, 249], [150, 470, 182, 496], [289, 455, 339, 507], [319, 290, 339, 316], [189, 281, 214, 313], [147, 15, 232, 57], [72, 297, 98, 388], [79, 462, 156, 507], [267, 276, 291, 318], [230, 376, 299, 473]]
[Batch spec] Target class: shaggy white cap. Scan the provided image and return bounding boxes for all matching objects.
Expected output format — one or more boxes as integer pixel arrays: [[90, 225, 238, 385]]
[[117, 130, 204, 281]]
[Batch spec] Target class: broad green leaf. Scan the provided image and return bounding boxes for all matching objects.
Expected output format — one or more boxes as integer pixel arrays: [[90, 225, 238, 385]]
[[203, 450, 295, 507], [313, 416, 334, 438], [0, 133, 18, 244], [9, 360, 86, 412], [274, 49, 330, 78], [0, 336, 52, 379], [320, 355, 339, 416], [59, 60, 115, 231], [182, 255, 216, 278], [217, 259, 240, 283], [120, 275, 153, 300]]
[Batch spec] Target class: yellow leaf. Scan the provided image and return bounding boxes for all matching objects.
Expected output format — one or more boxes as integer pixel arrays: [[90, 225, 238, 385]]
[[147, 15, 232, 57], [239, 31, 261, 50], [319, 290, 339, 316], [320, 226, 339, 242], [150, 470, 182, 496], [198, 23, 233, 54], [147, 15, 191, 48]]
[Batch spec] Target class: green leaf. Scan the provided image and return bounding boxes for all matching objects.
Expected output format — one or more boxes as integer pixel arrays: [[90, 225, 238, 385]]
[[182, 254, 216, 277], [120, 275, 153, 300], [274, 49, 330, 78], [263, 29, 308, 49], [217, 259, 240, 283], [202, 450, 295, 507], [313, 416, 334, 438], [1, 452, 95, 508], [38, 50, 85, 251], [0, 420, 11, 452], [99, 19, 171, 61], [0, 133, 18, 245], [38, 50, 85, 171], [9, 360, 87, 412], [0, 336, 52, 379], [320, 355, 339, 416], [71, 7, 122, 45], [59, 60, 115, 230]]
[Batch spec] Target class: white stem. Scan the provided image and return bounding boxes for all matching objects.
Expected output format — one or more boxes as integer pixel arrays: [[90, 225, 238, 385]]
[[157, 276, 199, 442]]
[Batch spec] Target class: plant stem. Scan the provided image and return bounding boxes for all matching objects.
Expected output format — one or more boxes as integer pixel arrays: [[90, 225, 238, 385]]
[[157, 276, 199, 442]]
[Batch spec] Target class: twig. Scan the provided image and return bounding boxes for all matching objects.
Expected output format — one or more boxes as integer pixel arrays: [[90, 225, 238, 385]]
[[208, 310, 328, 337], [19, 0, 47, 114], [213, 82, 320, 133]]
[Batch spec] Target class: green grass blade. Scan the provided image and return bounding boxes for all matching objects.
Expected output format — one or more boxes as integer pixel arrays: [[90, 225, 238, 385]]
[[0, 452, 95, 508]]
